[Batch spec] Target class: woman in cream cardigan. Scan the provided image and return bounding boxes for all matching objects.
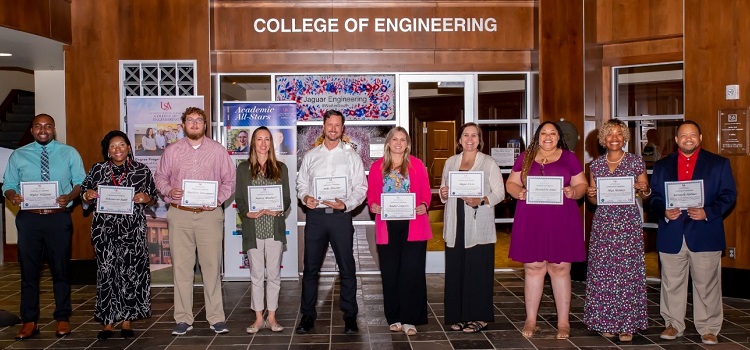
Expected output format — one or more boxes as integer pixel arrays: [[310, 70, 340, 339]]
[[439, 122, 505, 333]]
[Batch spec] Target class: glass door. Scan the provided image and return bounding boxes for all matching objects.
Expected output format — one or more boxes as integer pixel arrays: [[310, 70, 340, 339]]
[[398, 74, 476, 273]]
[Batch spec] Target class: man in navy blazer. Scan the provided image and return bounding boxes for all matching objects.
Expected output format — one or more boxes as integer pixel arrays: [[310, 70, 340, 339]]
[[649, 120, 736, 345]]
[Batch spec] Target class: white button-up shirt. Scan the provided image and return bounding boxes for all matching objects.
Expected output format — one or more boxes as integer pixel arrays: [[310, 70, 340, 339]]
[[296, 140, 367, 212]]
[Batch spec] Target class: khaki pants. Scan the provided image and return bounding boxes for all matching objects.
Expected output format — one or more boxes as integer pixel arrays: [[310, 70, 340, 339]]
[[167, 207, 226, 325], [659, 239, 723, 336], [247, 238, 283, 311]]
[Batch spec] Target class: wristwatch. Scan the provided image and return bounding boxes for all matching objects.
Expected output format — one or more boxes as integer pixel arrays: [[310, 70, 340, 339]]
[[472, 198, 486, 209]]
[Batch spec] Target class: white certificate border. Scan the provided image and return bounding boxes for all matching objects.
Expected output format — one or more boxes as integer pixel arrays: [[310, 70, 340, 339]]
[[313, 176, 349, 201], [96, 185, 135, 215], [181, 179, 219, 207], [380, 193, 416, 221], [596, 176, 635, 206], [248, 185, 283, 212], [526, 176, 564, 205], [447, 171, 485, 198], [664, 179, 705, 209], [20, 181, 60, 210]]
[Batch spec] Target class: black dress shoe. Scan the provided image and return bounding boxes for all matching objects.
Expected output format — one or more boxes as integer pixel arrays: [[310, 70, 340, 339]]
[[295, 315, 314, 334], [121, 328, 135, 339], [344, 317, 359, 334], [97, 330, 115, 340]]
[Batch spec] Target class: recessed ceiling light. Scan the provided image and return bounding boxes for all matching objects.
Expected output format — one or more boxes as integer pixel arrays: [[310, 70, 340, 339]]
[[0, 53, 12, 57]]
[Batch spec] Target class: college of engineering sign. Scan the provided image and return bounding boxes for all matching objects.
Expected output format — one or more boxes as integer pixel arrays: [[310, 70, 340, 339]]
[[253, 17, 499, 33]]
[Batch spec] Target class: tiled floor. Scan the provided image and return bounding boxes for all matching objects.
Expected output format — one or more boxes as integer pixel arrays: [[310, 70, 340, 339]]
[[0, 263, 749, 350]]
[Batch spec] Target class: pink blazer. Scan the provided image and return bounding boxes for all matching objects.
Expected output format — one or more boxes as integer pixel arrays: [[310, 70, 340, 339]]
[[367, 156, 433, 244]]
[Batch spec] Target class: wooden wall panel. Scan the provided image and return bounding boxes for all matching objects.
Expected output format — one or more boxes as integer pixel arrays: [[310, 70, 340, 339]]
[[685, 0, 750, 269], [434, 4, 534, 50], [212, 0, 534, 73], [0, 0, 71, 44], [216, 51, 531, 73], [50, 0, 72, 43], [65, 0, 210, 260], [331, 6, 437, 50], [538, 0, 584, 153], [596, 0, 682, 44], [601, 37, 683, 66]]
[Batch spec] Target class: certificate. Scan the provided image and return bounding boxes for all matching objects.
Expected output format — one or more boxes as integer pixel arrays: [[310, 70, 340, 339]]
[[665, 180, 705, 209], [381, 193, 416, 220], [97, 185, 135, 215], [248, 185, 283, 211], [596, 176, 635, 206], [20, 181, 59, 209], [181, 180, 218, 207], [448, 171, 484, 198], [526, 176, 564, 205], [314, 176, 349, 201]]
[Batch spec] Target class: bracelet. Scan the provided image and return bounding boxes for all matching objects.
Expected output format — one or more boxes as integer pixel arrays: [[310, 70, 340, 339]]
[[642, 188, 652, 196]]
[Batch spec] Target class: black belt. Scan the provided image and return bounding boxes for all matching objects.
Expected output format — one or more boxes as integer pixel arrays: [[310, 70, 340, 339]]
[[311, 208, 345, 214]]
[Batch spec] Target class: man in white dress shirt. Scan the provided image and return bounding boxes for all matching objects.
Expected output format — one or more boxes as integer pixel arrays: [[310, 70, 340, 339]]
[[294, 110, 367, 335]]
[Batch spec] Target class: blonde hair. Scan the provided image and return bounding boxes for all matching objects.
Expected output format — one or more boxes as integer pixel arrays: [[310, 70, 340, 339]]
[[248, 127, 281, 181], [598, 118, 630, 146], [382, 126, 411, 178]]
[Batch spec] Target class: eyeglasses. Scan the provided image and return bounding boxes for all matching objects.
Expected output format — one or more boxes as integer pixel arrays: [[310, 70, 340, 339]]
[[185, 118, 205, 124]]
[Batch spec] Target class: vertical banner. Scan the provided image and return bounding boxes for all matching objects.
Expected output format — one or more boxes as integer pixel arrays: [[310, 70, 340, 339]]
[[222, 101, 298, 280], [125, 96, 204, 286]]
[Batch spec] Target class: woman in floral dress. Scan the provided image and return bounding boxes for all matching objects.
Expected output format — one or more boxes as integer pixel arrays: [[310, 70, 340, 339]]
[[584, 119, 650, 342]]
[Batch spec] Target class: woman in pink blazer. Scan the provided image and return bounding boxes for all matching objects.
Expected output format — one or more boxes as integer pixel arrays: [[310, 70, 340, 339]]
[[367, 126, 432, 336]]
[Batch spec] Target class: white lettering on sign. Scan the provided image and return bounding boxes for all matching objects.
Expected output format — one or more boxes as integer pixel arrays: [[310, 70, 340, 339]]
[[253, 18, 340, 33], [252, 17, 498, 33]]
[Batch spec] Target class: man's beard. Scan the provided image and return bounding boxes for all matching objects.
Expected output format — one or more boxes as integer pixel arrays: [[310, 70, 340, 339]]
[[187, 131, 204, 140]]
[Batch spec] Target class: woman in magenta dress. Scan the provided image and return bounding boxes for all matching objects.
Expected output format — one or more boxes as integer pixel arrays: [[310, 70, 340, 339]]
[[584, 119, 649, 342], [506, 121, 588, 340]]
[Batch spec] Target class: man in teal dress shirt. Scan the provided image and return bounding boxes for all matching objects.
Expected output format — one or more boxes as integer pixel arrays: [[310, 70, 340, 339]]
[[2, 114, 85, 340]]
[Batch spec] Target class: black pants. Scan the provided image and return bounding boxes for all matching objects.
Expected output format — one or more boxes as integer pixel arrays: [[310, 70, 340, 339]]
[[377, 220, 428, 325], [16, 211, 73, 322], [300, 209, 358, 319], [444, 200, 495, 324]]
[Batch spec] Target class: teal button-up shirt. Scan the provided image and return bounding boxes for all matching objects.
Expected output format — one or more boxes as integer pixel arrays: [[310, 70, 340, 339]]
[[2, 140, 86, 207]]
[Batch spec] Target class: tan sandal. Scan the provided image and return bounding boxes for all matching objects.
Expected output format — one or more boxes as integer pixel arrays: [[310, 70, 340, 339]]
[[556, 325, 570, 340], [389, 322, 402, 332], [602, 332, 616, 338], [403, 324, 417, 336], [521, 321, 539, 338], [619, 333, 633, 342]]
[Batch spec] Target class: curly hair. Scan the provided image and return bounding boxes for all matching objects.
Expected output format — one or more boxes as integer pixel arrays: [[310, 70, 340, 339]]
[[520, 121, 568, 183], [181, 107, 207, 123], [597, 118, 630, 146]]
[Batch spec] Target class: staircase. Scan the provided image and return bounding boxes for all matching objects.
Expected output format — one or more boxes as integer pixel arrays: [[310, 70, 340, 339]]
[[0, 90, 34, 149]]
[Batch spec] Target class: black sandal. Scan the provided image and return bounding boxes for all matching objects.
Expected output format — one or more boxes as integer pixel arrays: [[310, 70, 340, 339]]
[[463, 321, 487, 333], [450, 322, 467, 331]]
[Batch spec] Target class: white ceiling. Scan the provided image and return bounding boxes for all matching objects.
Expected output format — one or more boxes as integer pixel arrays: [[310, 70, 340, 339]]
[[0, 26, 65, 71]]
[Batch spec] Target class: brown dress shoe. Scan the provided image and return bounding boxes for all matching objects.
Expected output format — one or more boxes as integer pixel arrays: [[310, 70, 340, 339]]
[[15, 322, 40, 340], [56, 320, 72, 337]]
